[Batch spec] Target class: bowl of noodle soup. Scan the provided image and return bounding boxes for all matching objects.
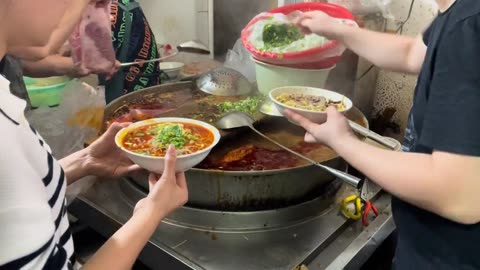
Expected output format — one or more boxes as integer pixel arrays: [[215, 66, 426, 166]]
[[115, 118, 221, 173], [269, 86, 353, 124]]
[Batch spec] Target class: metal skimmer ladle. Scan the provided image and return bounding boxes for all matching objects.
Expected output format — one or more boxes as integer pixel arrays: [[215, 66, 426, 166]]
[[196, 68, 253, 96], [216, 112, 363, 188], [120, 40, 211, 68]]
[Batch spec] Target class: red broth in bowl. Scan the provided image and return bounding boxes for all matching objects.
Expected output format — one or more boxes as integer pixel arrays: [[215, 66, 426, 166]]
[[122, 122, 214, 157]]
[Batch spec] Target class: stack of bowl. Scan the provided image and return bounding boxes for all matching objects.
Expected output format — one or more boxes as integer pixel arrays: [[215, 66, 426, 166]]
[[253, 59, 335, 96], [160, 62, 185, 82]]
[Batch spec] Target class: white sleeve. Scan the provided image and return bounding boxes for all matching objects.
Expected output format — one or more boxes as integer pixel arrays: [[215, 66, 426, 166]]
[[0, 206, 56, 269], [0, 125, 65, 269], [0, 86, 72, 269]]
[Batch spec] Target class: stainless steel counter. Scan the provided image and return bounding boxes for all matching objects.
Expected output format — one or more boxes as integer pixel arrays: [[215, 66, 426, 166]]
[[69, 177, 395, 270]]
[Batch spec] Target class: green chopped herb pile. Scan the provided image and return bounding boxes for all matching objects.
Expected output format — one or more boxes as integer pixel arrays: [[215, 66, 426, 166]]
[[153, 124, 198, 149], [217, 96, 262, 116], [262, 23, 304, 51]]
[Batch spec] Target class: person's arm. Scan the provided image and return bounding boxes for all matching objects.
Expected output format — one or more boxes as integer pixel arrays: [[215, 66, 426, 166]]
[[21, 55, 120, 78], [297, 11, 427, 74], [59, 123, 140, 185], [285, 14, 480, 226], [83, 146, 188, 270], [334, 27, 426, 74], [83, 203, 163, 270], [61, 130, 187, 270], [58, 148, 90, 185], [286, 108, 480, 225], [285, 18, 480, 224], [8, 0, 107, 61], [21, 55, 83, 78], [334, 137, 480, 225]]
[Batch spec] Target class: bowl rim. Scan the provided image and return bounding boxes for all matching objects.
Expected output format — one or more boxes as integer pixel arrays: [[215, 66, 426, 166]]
[[268, 86, 353, 114], [252, 57, 337, 72], [24, 76, 72, 91], [115, 117, 221, 160]]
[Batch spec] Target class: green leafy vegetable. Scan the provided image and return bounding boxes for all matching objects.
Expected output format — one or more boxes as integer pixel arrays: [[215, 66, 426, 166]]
[[262, 23, 303, 51]]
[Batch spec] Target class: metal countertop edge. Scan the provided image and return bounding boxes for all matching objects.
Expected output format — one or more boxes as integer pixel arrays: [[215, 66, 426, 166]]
[[319, 204, 395, 270]]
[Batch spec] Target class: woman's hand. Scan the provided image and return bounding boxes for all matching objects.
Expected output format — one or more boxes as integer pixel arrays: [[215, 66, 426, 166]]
[[84, 122, 141, 178], [134, 145, 188, 220], [71, 60, 121, 78], [104, 60, 121, 80], [69, 63, 91, 78], [296, 11, 343, 40], [83, 145, 188, 270], [284, 107, 357, 148]]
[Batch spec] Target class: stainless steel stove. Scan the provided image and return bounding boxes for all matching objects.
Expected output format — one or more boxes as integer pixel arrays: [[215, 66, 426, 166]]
[[69, 176, 395, 270]]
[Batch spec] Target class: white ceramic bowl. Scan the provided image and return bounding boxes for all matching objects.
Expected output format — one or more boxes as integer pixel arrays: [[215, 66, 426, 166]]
[[160, 62, 185, 79], [115, 117, 221, 173], [269, 86, 353, 124]]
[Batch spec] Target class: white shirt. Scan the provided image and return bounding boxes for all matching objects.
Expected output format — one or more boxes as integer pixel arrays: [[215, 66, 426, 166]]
[[0, 76, 74, 269]]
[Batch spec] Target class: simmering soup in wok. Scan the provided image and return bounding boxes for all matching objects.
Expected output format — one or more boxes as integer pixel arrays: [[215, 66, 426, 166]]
[[122, 122, 214, 157]]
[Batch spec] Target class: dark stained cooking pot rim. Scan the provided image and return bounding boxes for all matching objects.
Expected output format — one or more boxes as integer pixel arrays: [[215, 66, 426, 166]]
[[188, 157, 345, 175]]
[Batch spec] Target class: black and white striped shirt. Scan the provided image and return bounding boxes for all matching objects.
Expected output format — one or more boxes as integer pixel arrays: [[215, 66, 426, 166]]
[[0, 77, 75, 269]]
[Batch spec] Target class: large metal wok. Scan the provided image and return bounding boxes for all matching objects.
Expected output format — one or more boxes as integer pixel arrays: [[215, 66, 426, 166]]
[[104, 81, 368, 211]]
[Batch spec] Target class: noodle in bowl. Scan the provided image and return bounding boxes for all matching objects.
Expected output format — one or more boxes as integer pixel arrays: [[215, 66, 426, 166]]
[[115, 117, 221, 173], [269, 86, 353, 124]]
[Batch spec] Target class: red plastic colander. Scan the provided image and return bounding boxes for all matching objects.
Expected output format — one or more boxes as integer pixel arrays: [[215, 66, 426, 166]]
[[241, 2, 355, 69]]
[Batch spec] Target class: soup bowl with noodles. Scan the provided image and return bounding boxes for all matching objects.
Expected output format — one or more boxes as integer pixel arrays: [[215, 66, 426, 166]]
[[115, 118, 221, 173], [269, 86, 353, 124]]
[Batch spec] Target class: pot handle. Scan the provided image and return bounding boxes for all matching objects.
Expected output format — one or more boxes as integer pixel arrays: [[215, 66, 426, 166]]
[[314, 163, 363, 189]]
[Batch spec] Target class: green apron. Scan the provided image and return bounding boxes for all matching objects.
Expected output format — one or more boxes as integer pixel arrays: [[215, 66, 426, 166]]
[[102, 1, 138, 103], [99, 1, 161, 104]]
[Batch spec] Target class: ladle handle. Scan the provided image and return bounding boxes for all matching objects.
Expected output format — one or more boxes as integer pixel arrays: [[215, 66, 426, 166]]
[[313, 163, 363, 189], [120, 51, 178, 67], [348, 121, 397, 150], [250, 127, 363, 189]]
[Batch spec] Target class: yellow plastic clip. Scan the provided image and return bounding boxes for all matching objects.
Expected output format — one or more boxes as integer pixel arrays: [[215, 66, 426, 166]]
[[341, 195, 363, 221]]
